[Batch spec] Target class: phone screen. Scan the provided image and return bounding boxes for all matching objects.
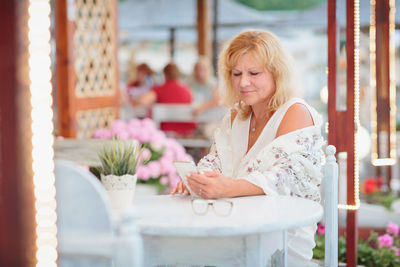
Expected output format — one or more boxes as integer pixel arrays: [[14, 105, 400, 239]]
[[173, 161, 200, 197]]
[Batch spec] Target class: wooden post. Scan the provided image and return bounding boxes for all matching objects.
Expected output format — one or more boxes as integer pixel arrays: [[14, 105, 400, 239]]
[[55, 0, 77, 137], [345, 2, 358, 265], [197, 0, 212, 60], [0, 0, 36, 266], [327, 0, 358, 266], [212, 0, 219, 75], [169, 27, 176, 61], [373, 0, 394, 187]]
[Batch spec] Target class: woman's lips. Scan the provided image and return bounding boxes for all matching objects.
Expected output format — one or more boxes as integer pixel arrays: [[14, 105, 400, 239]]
[[240, 90, 255, 95]]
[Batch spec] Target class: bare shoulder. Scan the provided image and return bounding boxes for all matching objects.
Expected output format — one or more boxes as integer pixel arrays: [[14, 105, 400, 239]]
[[230, 108, 238, 127], [275, 103, 314, 138]]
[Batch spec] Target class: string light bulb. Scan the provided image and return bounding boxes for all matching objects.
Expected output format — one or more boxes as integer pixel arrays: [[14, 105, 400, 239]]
[[338, 0, 361, 211], [370, 0, 397, 166], [28, 0, 58, 266]]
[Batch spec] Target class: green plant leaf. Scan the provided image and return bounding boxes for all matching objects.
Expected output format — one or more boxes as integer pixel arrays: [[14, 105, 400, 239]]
[[97, 138, 143, 176]]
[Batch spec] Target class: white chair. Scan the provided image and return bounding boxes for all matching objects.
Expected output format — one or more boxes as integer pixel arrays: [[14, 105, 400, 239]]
[[151, 103, 228, 128], [320, 145, 339, 267], [151, 103, 213, 148], [55, 160, 143, 267], [151, 103, 194, 129]]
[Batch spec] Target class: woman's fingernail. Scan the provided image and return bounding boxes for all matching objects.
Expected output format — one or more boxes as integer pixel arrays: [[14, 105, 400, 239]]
[[200, 171, 204, 175]]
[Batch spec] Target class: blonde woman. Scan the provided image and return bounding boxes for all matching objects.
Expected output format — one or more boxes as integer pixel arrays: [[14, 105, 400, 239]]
[[172, 30, 325, 266]]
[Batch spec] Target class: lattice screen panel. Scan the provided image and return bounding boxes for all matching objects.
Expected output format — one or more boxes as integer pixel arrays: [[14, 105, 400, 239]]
[[74, 0, 116, 98], [76, 108, 117, 139]]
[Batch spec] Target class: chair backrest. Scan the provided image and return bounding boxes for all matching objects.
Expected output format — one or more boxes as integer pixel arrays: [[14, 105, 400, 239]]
[[55, 159, 142, 267], [152, 103, 229, 128], [152, 104, 194, 128], [196, 105, 229, 123], [322, 145, 339, 267], [56, 160, 113, 234]]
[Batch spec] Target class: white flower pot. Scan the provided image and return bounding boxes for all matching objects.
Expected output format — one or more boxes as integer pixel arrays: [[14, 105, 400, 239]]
[[101, 174, 137, 211]]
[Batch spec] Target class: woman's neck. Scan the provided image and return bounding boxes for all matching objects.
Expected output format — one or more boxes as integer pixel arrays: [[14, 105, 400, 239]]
[[251, 104, 269, 122]]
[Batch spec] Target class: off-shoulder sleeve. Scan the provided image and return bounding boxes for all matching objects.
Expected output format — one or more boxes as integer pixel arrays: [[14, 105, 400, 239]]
[[243, 132, 324, 202]]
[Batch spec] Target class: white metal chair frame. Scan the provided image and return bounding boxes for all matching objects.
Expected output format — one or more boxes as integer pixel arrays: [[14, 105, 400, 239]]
[[55, 160, 143, 267]]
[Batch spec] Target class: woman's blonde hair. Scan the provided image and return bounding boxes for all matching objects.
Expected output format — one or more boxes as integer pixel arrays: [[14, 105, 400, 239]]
[[218, 30, 295, 119]]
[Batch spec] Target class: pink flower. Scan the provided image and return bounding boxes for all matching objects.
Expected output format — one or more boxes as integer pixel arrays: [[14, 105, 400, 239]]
[[137, 165, 151, 181], [159, 157, 175, 174], [150, 132, 167, 148], [127, 118, 142, 129], [317, 224, 325, 235], [117, 130, 130, 140], [378, 234, 393, 248], [139, 148, 152, 163], [392, 247, 400, 256], [386, 221, 399, 236], [162, 149, 174, 161], [93, 128, 112, 139], [111, 119, 126, 130], [110, 120, 128, 137], [146, 161, 161, 178], [141, 118, 156, 130], [167, 173, 181, 190], [133, 128, 152, 143], [160, 176, 169, 185]]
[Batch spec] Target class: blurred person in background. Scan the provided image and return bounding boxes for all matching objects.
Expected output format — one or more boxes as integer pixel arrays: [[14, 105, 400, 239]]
[[126, 63, 156, 100], [187, 56, 220, 117], [131, 62, 196, 136], [121, 63, 156, 120]]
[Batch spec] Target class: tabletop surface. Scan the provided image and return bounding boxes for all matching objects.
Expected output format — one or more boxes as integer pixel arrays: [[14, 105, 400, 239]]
[[132, 194, 323, 237]]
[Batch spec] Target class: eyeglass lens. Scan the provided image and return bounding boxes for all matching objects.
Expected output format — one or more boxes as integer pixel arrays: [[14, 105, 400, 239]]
[[191, 199, 233, 216], [212, 200, 233, 216], [191, 199, 209, 215]]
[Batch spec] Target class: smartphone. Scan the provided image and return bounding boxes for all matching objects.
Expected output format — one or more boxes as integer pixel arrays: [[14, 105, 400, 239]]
[[173, 161, 200, 197]]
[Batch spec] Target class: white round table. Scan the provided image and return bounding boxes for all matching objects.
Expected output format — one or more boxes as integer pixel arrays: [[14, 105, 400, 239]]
[[132, 194, 323, 267]]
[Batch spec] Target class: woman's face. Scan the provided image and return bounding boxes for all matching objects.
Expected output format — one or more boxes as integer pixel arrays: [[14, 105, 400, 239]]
[[231, 52, 276, 107], [194, 62, 207, 83]]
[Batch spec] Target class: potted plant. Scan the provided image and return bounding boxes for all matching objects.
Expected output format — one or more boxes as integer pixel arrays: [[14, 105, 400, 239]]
[[93, 118, 193, 194], [97, 138, 143, 211]]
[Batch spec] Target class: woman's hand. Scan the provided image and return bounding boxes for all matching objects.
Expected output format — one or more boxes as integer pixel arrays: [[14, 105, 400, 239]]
[[187, 171, 234, 199], [170, 181, 189, 195]]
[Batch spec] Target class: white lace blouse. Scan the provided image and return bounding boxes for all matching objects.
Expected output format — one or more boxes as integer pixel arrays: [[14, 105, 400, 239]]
[[197, 98, 325, 266]]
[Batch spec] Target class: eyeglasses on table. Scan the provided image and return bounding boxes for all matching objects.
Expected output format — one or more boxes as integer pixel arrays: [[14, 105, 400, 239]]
[[191, 198, 233, 216]]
